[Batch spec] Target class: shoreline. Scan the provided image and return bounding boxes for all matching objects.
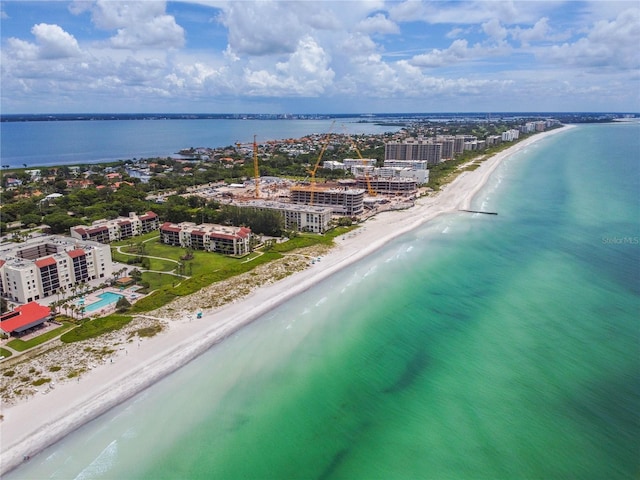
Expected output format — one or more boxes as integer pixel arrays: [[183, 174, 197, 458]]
[[0, 126, 574, 476]]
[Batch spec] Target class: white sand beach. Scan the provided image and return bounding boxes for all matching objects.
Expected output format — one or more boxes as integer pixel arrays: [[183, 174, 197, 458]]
[[0, 125, 573, 475]]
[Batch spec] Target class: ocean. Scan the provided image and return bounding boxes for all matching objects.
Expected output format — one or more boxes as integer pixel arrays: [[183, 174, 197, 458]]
[[0, 118, 396, 168], [6, 123, 640, 479]]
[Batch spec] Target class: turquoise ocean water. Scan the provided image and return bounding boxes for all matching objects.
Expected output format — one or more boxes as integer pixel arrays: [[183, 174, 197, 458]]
[[7, 123, 639, 479]]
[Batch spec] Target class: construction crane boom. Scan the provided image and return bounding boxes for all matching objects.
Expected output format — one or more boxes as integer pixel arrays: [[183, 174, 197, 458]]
[[308, 120, 336, 205], [344, 129, 376, 196], [236, 135, 260, 198]]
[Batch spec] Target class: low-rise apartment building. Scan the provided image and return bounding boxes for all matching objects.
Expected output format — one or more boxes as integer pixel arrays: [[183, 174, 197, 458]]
[[71, 211, 160, 243], [159, 222, 252, 256], [236, 200, 333, 233]]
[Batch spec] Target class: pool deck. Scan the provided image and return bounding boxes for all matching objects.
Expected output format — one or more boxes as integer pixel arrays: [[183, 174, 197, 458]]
[[75, 286, 144, 317]]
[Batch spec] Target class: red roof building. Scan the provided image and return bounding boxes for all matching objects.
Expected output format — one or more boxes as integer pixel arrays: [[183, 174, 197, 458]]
[[34, 257, 57, 268], [67, 249, 86, 259], [0, 302, 52, 336]]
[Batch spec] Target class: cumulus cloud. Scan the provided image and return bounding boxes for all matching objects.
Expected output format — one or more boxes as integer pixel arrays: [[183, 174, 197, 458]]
[[409, 38, 511, 68], [482, 18, 507, 42], [2, 0, 639, 112], [509, 17, 552, 46], [244, 36, 334, 96], [71, 0, 184, 49], [7, 23, 81, 60], [356, 13, 400, 35], [547, 7, 640, 70], [32, 23, 82, 58], [219, 1, 307, 56]]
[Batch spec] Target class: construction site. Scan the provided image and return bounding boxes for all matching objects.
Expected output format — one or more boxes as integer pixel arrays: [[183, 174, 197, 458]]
[[179, 125, 423, 230]]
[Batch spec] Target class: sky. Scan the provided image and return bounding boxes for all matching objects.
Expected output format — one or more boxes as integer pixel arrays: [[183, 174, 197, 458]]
[[1, 0, 639, 114]]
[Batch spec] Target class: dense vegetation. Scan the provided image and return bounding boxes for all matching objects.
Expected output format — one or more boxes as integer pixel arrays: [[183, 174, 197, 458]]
[[0, 120, 535, 235]]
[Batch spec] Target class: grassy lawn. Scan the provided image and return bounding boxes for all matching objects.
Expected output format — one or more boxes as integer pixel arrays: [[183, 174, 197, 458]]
[[53, 226, 355, 344], [130, 250, 283, 312], [140, 271, 182, 290], [140, 239, 187, 260], [147, 257, 178, 272], [61, 315, 133, 343], [6, 322, 75, 352], [0, 347, 12, 358]]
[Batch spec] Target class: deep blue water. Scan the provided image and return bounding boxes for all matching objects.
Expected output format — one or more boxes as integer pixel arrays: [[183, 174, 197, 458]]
[[0, 118, 396, 168], [6, 123, 640, 479]]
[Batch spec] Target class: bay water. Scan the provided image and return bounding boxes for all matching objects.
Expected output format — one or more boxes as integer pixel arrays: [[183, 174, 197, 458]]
[[0, 118, 395, 168], [7, 123, 640, 479]]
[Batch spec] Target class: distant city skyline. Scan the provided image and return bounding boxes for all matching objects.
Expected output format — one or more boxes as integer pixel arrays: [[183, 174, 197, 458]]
[[1, 1, 639, 114]]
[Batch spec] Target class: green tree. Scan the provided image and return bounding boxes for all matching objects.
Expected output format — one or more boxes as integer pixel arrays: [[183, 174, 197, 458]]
[[20, 213, 42, 226], [116, 296, 131, 313], [130, 269, 143, 282], [43, 212, 83, 234]]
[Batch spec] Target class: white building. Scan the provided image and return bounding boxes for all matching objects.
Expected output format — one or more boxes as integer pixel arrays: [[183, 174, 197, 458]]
[[159, 222, 252, 256], [501, 129, 520, 142], [378, 167, 429, 185], [0, 236, 114, 304], [70, 211, 159, 243], [383, 159, 429, 170], [236, 200, 333, 233], [342, 158, 377, 169], [322, 160, 347, 171], [289, 186, 365, 216]]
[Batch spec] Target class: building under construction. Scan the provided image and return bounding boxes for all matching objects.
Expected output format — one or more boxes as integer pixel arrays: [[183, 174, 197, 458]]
[[289, 186, 365, 216], [355, 177, 418, 195]]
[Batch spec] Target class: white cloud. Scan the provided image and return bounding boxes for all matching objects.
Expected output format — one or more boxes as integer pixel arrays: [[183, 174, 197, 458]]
[[6, 24, 81, 60], [31, 23, 82, 59], [244, 36, 334, 96], [446, 27, 465, 39], [72, 0, 184, 49], [509, 17, 552, 46], [409, 38, 510, 68], [219, 1, 307, 56], [2, 0, 639, 112], [482, 19, 507, 42], [6, 38, 40, 61], [410, 39, 474, 68], [389, 0, 540, 25], [547, 7, 640, 70], [356, 13, 400, 35]]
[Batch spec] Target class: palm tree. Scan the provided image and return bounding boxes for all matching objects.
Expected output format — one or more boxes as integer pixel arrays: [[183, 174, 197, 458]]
[[57, 286, 66, 305], [63, 302, 70, 318]]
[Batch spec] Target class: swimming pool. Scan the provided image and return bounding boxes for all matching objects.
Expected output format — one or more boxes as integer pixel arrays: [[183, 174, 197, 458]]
[[84, 292, 124, 312]]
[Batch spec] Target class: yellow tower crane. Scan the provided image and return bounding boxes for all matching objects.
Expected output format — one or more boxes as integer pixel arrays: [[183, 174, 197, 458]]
[[308, 120, 335, 205], [236, 135, 260, 198], [345, 129, 376, 196]]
